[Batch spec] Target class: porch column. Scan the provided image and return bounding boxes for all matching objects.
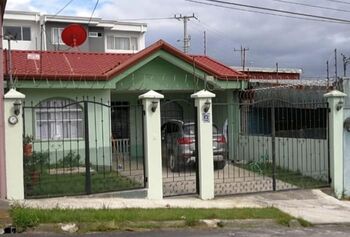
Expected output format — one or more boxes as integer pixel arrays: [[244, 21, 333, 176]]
[[324, 90, 347, 199], [139, 90, 164, 200], [4, 89, 25, 200], [191, 90, 216, 200]]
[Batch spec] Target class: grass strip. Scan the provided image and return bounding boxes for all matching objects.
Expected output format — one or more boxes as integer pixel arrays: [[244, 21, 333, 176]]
[[11, 207, 305, 231]]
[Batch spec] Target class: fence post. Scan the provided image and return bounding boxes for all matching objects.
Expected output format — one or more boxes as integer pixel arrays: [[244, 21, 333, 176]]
[[4, 89, 25, 199], [139, 90, 164, 199], [271, 100, 276, 191], [191, 90, 216, 200], [324, 90, 347, 199], [83, 101, 92, 195]]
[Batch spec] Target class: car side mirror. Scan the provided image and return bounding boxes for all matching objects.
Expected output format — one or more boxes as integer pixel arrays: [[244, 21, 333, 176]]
[[345, 117, 350, 132]]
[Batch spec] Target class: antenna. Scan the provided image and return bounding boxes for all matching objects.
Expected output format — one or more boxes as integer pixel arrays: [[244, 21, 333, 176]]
[[203, 31, 207, 56], [61, 24, 87, 48], [174, 13, 198, 54]]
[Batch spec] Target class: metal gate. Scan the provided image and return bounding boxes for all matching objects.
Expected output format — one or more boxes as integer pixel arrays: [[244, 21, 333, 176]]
[[212, 90, 330, 196], [23, 98, 145, 198], [161, 99, 199, 196]]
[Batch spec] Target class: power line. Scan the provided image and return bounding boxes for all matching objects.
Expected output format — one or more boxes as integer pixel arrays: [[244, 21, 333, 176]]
[[53, 0, 75, 17], [117, 17, 176, 21], [320, 0, 350, 6], [270, 0, 350, 14], [186, 0, 350, 24], [88, 0, 99, 23]]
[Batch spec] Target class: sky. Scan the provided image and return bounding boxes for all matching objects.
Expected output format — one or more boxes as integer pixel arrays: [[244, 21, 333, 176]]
[[6, 0, 350, 78]]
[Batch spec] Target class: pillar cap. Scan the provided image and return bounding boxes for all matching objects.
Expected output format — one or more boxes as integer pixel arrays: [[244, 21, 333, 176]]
[[324, 90, 347, 98], [139, 90, 164, 100], [4, 89, 25, 99], [191, 90, 216, 99]]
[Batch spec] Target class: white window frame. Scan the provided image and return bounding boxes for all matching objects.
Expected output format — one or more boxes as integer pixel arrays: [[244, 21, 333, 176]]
[[51, 27, 65, 45], [35, 99, 84, 140], [106, 35, 138, 51]]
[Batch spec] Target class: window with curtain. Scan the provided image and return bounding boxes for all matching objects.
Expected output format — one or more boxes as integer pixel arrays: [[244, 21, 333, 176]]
[[35, 99, 84, 140], [51, 27, 64, 45], [106, 36, 138, 50]]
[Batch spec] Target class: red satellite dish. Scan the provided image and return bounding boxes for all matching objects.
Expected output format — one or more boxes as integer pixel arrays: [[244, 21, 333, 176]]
[[61, 24, 87, 47]]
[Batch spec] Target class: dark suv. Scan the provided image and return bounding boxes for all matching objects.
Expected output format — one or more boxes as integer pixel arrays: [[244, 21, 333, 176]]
[[161, 120, 227, 172]]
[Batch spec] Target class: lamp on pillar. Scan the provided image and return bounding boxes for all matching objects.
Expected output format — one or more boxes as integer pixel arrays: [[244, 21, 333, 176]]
[[151, 101, 158, 112], [13, 99, 22, 116], [336, 100, 344, 111], [203, 100, 211, 113]]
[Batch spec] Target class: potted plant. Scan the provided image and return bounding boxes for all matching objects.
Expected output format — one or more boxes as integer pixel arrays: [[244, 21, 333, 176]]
[[24, 151, 48, 187], [23, 135, 34, 157]]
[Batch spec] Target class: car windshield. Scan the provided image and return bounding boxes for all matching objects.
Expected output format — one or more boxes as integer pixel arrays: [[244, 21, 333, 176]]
[[183, 124, 218, 135]]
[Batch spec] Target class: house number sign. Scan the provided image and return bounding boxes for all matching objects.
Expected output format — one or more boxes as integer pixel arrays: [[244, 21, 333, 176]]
[[202, 112, 210, 123]]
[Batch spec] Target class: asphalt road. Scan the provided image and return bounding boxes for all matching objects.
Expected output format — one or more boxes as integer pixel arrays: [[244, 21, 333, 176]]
[[14, 225, 350, 237]]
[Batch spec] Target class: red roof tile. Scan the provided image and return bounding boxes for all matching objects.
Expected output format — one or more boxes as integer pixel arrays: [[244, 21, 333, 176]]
[[3, 40, 246, 81], [191, 55, 245, 79], [4, 50, 133, 80]]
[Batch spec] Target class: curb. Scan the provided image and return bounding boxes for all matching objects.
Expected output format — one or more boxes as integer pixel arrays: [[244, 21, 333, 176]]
[[22, 219, 292, 234]]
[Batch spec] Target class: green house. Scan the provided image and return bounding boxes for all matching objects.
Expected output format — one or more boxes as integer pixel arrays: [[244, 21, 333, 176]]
[[5, 40, 248, 197]]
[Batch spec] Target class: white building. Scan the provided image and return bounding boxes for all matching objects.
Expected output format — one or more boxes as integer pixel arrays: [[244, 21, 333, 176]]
[[3, 10, 147, 53]]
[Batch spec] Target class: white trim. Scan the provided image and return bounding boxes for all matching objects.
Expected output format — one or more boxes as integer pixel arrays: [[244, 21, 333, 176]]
[[231, 66, 302, 74]]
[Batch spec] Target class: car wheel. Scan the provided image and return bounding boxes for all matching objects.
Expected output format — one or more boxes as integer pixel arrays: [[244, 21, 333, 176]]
[[168, 152, 180, 172], [214, 160, 226, 170]]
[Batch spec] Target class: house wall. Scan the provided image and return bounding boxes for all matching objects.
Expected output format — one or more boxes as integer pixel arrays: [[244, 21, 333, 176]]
[[88, 26, 105, 52], [19, 88, 112, 168], [3, 18, 41, 50], [45, 22, 90, 51], [0, 3, 7, 199], [343, 78, 350, 195], [115, 57, 207, 91]]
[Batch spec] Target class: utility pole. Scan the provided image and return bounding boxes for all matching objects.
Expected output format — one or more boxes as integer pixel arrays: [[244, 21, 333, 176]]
[[174, 13, 198, 54], [341, 53, 350, 77], [234, 46, 249, 71], [4, 34, 15, 90]]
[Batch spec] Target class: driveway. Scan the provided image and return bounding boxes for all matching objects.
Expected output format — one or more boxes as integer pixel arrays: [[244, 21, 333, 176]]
[[162, 163, 295, 196]]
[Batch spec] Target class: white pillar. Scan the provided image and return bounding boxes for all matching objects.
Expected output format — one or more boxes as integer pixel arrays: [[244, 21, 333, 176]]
[[191, 90, 216, 200], [324, 90, 347, 199], [4, 89, 25, 200], [139, 90, 164, 200]]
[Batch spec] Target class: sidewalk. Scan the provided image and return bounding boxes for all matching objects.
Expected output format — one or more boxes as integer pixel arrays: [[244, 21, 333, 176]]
[[15, 189, 350, 225]]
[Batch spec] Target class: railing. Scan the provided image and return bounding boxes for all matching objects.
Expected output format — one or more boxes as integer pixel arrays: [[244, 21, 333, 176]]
[[112, 138, 130, 154]]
